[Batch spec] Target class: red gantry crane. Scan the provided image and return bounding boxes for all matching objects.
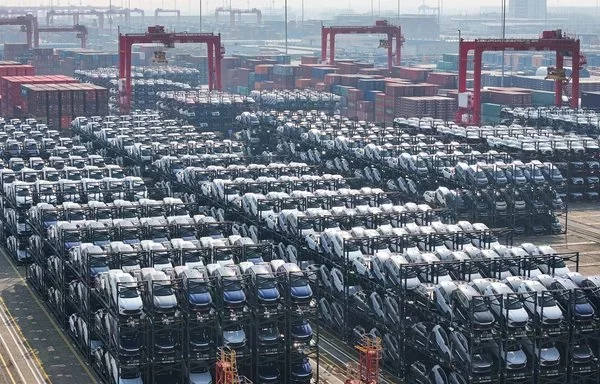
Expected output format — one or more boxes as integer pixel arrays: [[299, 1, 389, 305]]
[[321, 20, 404, 71], [37, 24, 88, 48], [155, 8, 181, 23], [456, 29, 586, 125], [0, 15, 38, 49], [118, 25, 223, 112]]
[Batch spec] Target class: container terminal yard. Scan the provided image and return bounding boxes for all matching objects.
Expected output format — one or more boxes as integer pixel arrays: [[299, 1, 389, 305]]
[[0, 1, 599, 384]]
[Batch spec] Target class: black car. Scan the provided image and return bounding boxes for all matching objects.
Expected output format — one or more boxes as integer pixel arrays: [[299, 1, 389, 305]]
[[450, 330, 494, 374]]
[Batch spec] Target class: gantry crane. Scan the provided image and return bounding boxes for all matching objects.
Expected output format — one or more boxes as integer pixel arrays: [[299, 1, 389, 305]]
[[37, 24, 88, 48], [215, 347, 253, 384], [457, 29, 584, 125], [321, 20, 404, 71], [0, 15, 38, 49], [215, 7, 262, 26], [46, 9, 104, 30], [155, 8, 181, 23], [118, 25, 223, 112]]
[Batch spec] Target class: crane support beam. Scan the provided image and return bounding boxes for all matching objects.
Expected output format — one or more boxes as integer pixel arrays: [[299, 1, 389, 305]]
[[0, 15, 38, 49], [321, 20, 404, 71], [214, 7, 261, 26], [37, 24, 88, 48], [46, 9, 104, 30], [118, 25, 223, 113], [154, 8, 180, 23], [457, 30, 583, 124]]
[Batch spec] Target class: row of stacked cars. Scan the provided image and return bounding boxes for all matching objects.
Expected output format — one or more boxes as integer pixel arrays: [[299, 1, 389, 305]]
[[266, 112, 567, 235], [0, 114, 320, 384], [4, 105, 597, 384], [435, 120, 600, 202], [232, 109, 599, 384]]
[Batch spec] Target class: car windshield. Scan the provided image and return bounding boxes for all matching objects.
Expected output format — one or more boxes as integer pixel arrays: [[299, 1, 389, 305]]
[[472, 297, 489, 312], [505, 297, 523, 310], [575, 291, 589, 305], [223, 277, 242, 291], [122, 209, 137, 218], [539, 295, 557, 307], [150, 228, 168, 239], [89, 255, 107, 267], [154, 284, 174, 296], [119, 286, 139, 298], [183, 251, 202, 262], [63, 232, 80, 241], [42, 212, 57, 221], [148, 207, 164, 217], [290, 275, 309, 287], [46, 172, 59, 181], [189, 282, 209, 294], [179, 227, 195, 238], [346, 244, 360, 252], [548, 257, 566, 268], [299, 221, 313, 230]]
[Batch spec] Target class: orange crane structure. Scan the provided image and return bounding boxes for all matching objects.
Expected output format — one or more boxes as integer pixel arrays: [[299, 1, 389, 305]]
[[321, 20, 404, 71], [345, 335, 382, 384], [215, 347, 253, 384], [118, 25, 223, 112], [37, 24, 88, 48], [456, 29, 586, 124]]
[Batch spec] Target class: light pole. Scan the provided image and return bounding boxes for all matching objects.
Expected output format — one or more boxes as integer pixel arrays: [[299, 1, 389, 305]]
[[302, 0, 304, 24], [501, 0, 506, 87], [284, 0, 288, 54], [397, 0, 400, 23], [199, 0, 202, 31]]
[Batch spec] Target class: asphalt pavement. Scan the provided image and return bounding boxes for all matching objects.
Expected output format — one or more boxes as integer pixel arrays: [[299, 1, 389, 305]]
[[0, 248, 98, 384]]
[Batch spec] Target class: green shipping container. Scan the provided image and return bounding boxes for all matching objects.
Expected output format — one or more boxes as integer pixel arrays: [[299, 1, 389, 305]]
[[531, 90, 555, 106], [481, 103, 503, 117]]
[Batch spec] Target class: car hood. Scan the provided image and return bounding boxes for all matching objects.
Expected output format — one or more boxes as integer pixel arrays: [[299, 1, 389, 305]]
[[290, 285, 313, 300], [539, 346, 561, 364], [223, 289, 246, 304], [508, 308, 530, 324], [189, 292, 212, 306], [188, 372, 212, 384], [473, 310, 495, 327], [572, 344, 594, 362], [574, 302, 595, 318], [291, 322, 313, 339], [120, 297, 143, 311], [154, 294, 178, 309], [258, 287, 280, 302], [541, 305, 563, 321], [505, 348, 527, 366], [291, 362, 313, 377], [472, 352, 494, 371], [223, 329, 246, 344]]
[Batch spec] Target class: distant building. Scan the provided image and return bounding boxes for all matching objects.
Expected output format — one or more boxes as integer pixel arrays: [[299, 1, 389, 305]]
[[509, 0, 547, 19]]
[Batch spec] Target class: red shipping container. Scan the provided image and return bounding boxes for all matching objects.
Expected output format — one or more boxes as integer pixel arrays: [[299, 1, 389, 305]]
[[301, 56, 319, 65]]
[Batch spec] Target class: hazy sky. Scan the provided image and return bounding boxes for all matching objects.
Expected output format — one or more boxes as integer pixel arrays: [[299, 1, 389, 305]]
[[11, 0, 600, 13]]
